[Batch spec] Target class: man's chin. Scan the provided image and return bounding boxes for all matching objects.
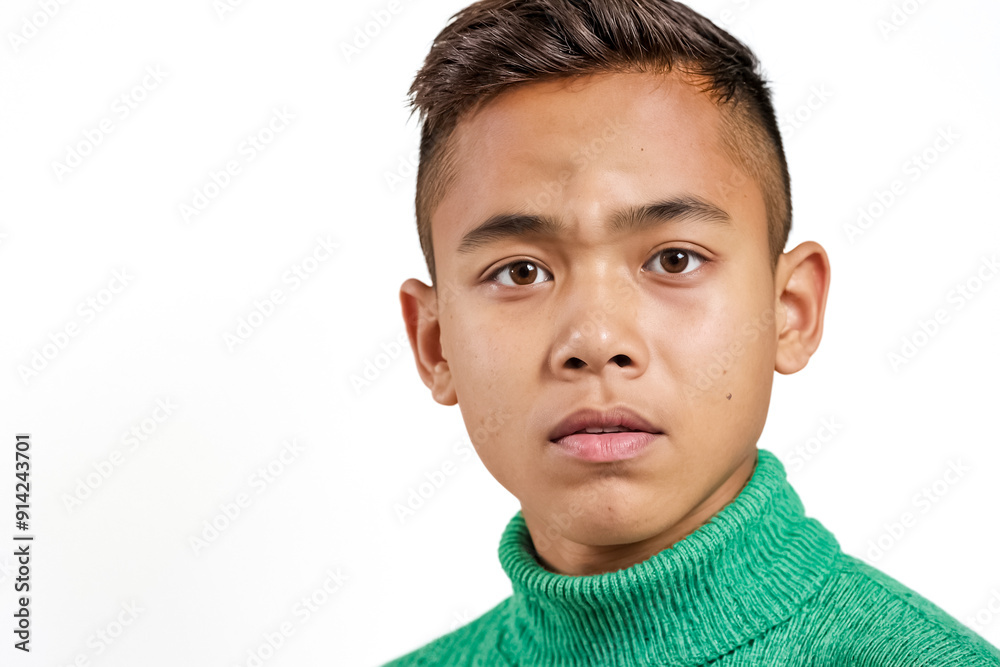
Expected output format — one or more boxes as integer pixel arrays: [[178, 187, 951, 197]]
[[524, 497, 674, 550]]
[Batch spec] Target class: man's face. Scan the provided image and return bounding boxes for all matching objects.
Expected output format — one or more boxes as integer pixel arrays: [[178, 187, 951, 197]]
[[420, 71, 782, 571]]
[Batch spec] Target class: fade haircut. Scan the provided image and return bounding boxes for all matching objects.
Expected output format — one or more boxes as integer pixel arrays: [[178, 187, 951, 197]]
[[407, 0, 792, 287]]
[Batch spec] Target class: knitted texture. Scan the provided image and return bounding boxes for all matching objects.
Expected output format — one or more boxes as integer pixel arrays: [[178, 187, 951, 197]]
[[383, 448, 1000, 666]]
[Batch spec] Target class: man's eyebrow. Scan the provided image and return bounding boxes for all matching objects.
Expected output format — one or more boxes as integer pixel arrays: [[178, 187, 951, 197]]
[[456, 195, 731, 254]]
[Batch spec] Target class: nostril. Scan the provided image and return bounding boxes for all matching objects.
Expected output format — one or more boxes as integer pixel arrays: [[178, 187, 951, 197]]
[[612, 354, 631, 366]]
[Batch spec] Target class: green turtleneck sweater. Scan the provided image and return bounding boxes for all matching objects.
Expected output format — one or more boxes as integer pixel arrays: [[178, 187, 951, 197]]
[[383, 448, 1000, 666]]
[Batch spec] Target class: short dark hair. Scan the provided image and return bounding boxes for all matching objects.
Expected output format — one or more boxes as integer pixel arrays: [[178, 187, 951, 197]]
[[407, 0, 791, 287]]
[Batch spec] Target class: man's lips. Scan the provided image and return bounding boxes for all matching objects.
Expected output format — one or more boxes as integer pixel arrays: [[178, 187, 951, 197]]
[[549, 431, 661, 463], [548, 405, 662, 442]]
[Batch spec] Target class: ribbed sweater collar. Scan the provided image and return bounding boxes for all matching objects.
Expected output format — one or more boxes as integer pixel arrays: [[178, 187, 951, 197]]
[[496, 448, 841, 666]]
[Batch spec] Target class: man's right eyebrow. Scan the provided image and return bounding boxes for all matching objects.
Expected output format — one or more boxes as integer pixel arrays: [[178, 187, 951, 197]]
[[455, 195, 731, 254], [456, 213, 566, 254]]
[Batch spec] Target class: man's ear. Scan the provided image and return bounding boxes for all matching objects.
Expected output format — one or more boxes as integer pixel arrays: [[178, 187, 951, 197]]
[[399, 278, 458, 405], [773, 241, 831, 375]]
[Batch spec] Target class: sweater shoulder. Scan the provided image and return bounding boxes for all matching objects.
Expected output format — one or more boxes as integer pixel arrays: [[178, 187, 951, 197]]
[[802, 551, 1000, 666], [380, 596, 510, 667]]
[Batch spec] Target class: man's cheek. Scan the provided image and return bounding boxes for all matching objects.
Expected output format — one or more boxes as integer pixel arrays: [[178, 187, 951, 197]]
[[465, 400, 513, 449], [678, 332, 734, 395]]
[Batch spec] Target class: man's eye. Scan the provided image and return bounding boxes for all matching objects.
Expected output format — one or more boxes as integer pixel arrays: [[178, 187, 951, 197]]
[[486, 260, 553, 287], [486, 249, 707, 287], [643, 248, 707, 276]]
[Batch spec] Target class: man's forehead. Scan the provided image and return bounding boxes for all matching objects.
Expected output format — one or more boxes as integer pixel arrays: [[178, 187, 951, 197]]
[[434, 68, 740, 240]]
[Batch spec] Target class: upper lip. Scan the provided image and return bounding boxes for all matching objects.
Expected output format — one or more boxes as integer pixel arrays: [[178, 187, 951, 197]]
[[548, 405, 663, 441]]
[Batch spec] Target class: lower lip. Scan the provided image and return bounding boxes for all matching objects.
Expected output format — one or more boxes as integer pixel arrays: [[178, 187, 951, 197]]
[[550, 431, 659, 463]]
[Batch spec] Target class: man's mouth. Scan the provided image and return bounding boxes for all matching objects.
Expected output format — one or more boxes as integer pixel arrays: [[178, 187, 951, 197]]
[[548, 405, 662, 442]]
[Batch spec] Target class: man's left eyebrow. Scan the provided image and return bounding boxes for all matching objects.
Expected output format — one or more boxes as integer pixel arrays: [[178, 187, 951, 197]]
[[456, 195, 731, 254]]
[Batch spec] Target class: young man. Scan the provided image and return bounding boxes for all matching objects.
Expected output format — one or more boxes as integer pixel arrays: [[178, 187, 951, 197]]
[[390, 1, 1000, 664]]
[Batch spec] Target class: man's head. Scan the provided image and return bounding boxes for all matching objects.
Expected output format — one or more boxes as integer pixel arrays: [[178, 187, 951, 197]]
[[399, 0, 830, 576]]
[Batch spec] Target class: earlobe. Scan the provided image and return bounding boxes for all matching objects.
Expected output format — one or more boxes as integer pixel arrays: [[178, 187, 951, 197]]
[[399, 278, 458, 405], [773, 241, 831, 375]]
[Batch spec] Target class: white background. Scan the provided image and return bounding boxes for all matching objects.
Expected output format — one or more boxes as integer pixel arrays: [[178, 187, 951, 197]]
[[1, 0, 998, 665]]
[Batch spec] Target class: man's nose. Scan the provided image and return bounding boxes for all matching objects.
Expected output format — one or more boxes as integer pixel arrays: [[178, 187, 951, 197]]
[[547, 269, 647, 377]]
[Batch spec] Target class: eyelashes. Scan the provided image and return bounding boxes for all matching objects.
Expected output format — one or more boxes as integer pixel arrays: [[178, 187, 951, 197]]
[[485, 248, 709, 287]]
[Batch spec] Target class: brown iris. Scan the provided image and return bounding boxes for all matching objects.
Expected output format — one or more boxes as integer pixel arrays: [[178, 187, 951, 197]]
[[506, 261, 539, 285], [659, 249, 691, 273]]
